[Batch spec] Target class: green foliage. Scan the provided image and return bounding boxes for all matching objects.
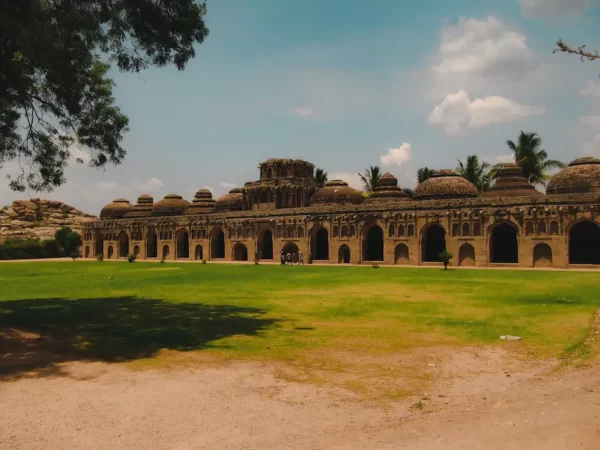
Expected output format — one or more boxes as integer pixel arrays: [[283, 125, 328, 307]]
[[489, 132, 566, 186], [402, 188, 414, 198], [456, 155, 491, 192], [128, 254, 136, 263], [417, 167, 435, 184], [254, 250, 262, 265], [54, 226, 81, 255], [160, 259, 165, 264], [0, 237, 61, 260], [358, 166, 381, 192], [438, 250, 453, 270], [96, 254, 104, 262], [201, 259, 207, 264], [70, 250, 80, 260], [0, 0, 209, 192], [314, 168, 328, 188]]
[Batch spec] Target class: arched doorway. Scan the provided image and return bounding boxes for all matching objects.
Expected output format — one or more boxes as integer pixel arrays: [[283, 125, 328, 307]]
[[84, 246, 90, 258], [422, 224, 446, 262], [232, 243, 248, 261], [311, 227, 329, 261], [258, 229, 274, 260], [162, 244, 170, 260], [338, 245, 350, 264], [133, 245, 140, 258], [394, 244, 409, 264], [569, 221, 600, 264], [282, 242, 299, 263], [363, 225, 384, 261], [210, 228, 225, 259], [458, 243, 475, 266], [94, 231, 103, 257], [533, 243, 553, 267], [146, 229, 158, 258], [107, 245, 114, 259], [118, 231, 129, 258], [176, 229, 190, 259], [195, 245, 204, 260], [489, 222, 518, 263]]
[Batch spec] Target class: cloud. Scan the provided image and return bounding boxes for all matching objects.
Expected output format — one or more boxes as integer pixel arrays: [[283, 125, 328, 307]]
[[289, 107, 315, 118], [380, 143, 412, 167], [97, 181, 123, 193], [432, 17, 535, 80], [492, 154, 515, 164], [328, 172, 363, 190], [519, 0, 595, 20], [130, 177, 164, 193], [428, 90, 546, 135], [581, 81, 600, 98], [220, 181, 237, 190]]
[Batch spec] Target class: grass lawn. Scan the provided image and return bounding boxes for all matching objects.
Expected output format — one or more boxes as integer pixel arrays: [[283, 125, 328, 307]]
[[1, 261, 599, 398]]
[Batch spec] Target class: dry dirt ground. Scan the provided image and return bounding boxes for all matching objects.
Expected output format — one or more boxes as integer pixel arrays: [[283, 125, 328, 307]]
[[1, 346, 599, 450]]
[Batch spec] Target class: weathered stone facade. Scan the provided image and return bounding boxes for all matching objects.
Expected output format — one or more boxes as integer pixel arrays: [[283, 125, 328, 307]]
[[82, 158, 600, 268]]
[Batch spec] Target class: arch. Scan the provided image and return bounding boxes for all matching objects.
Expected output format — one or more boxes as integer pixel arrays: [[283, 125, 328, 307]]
[[297, 226, 305, 238], [341, 225, 349, 238], [569, 220, 600, 265], [210, 228, 226, 259], [244, 227, 251, 239], [266, 168, 272, 179], [162, 244, 170, 259], [394, 244, 409, 265], [333, 226, 339, 238], [176, 229, 190, 259], [107, 245, 114, 259], [282, 242, 299, 263], [398, 224, 405, 237], [550, 221, 559, 235], [458, 243, 475, 266], [94, 231, 103, 257], [407, 224, 415, 237], [259, 190, 268, 203], [421, 224, 446, 262], [462, 223, 471, 237], [338, 244, 351, 264], [311, 227, 329, 261], [118, 231, 129, 258], [538, 221, 547, 235], [388, 225, 395, 238], [525, 221, 534, 236], [489, 222, 519, 263], [285, 226, 295, 239], [533, 243, 553, 267], [452, 223, 459, 237], [363, 225, 384, 261], [146, 229, 158, 258], [194, 245, 204, 260], [473, 222, 481, 236], [84, 246, 90, 258], [232, 243, 248, 261], [349, 225, 356, 237], [258, 229, 274, 259], [133, 245, 140, 258]]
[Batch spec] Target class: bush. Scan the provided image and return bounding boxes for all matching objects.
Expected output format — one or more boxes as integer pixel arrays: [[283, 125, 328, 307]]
[[96, 254, 104, 262], [160, 258, 165, 264], [201, 259, 207, 264], [55, 226, 82, 256], [372, 263, 380, 269], [70, 250, 80, 260], [127, 254, 136, 263], [254, 251, 262, 265], [0, 237, 62, 260], [438, 249, 453, 270]]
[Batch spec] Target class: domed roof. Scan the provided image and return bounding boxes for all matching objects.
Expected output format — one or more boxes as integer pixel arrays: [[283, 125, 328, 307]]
[[185, 189, 216, 215], [413, 170, 478, 200], [310, 180, 364, 204], [546, 157, 600, 195], [215, 188, 243, 211], [481, 163, 542, 198], [123, 194, 154, 218], [100, 198, 132, 219], [370, 173, 408, 200], [151, 194, 190, 216]]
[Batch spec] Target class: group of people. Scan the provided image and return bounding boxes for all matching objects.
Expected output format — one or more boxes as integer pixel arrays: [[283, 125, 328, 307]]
[[280, 250, 304, 265]]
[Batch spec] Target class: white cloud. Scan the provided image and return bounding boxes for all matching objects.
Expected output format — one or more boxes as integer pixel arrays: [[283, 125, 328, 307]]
[[220, 181, 237, 190], [380, 143, 412, 167], [492, 154, 515, 164], [428, 90, 546, 135], [580, 115, 600, 128], [519, 0, 595, 20], [581, 81, 600, 98], [432, 17, 535, 80], [97, 181, 123, 193], [130, 177, 164, 193], [289, 107, 315, 118], [328, 172, 364, 191]]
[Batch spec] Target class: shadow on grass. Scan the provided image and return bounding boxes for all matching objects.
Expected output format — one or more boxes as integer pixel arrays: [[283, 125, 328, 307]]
[[0, 296, 281, 380]]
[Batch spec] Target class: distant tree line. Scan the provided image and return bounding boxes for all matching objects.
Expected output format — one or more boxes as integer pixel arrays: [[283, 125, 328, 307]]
[[0, 226, 81, 260]]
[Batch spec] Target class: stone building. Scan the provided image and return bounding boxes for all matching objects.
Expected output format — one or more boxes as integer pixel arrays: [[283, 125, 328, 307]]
[[82, 157, 600, 268]]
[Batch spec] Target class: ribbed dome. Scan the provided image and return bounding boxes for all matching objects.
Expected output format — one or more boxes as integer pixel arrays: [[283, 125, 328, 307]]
[[100, 198, 132, 219], [186, 189, 216, 215], [123, 194, 154, 218], [310, 180, 364, 204], [481, 163, 542, 198], [370, 173, 408, 200], [151, 194, 190, 216], [215, 188, 243, 211], [413, 170, 478, 200], [546, 157, 600, 195]]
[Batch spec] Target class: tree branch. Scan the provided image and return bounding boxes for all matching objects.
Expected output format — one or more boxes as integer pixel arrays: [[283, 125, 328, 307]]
[[554, 39, 600, 62]]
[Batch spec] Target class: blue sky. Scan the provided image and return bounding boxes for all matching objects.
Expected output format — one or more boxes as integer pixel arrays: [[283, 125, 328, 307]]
[[3, 0, 600, 213]]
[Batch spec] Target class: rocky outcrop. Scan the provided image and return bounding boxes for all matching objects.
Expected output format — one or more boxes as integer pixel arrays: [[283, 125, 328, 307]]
[[0, 199, 96, 241]]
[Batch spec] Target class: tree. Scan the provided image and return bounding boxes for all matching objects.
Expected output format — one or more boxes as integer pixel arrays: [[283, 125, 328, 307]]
[[358, 165, 381, 192], [456, 155, 491, 192], [554, 40, 599, 63], [315, 168, 328, 188], [55, 226, 81, 256], [438, 249, 453, 271], [1, 0, 209, 192], [402, 188, 414, 198], [490, 132, 565, 186], [417, 167, 435, 184]]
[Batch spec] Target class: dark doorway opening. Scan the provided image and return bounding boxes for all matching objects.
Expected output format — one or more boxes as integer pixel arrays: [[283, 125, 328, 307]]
[[422, 224, 446, 262], [176, 230, 189, 259], [569, 221, 600, 264], [258, 230, 274, 259], [118, 232, 129, 258], [233, 243, 248, 261], [490, 223, 518, 263], [312, 228, 329, 261], [146, 229, 158, 258], [211, 229, 225, 259], [338, 245, 350, 263], [363, 225, 384, 261]]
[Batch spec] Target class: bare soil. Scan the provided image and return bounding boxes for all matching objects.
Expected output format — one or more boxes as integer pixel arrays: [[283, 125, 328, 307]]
[[1, 346, 599, 450]]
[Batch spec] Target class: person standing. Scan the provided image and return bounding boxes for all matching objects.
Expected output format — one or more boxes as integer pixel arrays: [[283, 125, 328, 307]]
[[299, 251, 304, 265], [280, 251, 285, 265]]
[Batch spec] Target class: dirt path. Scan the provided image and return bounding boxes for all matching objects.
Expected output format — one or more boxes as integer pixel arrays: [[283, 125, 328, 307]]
[[1, 349, 599, 450]]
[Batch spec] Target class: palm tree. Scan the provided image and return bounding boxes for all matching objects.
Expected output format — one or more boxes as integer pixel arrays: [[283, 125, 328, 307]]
[[456, 155, 491, 192], [491, 132, 566, 185], [417, 167, 435, 184], [358, 165, 381, 192], [315, 168, 328, 188]]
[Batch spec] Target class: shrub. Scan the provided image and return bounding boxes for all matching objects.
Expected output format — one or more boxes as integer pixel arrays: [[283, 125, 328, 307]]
[[160, 258, 165, 264], [201, 259, 207, 264], [55, 226, 82, 256], [127, 254, 136, 263], [96, 254, 104, 262], [254, 250, 262, 265], [0, 237, 62, 260], [438, 249, 453, 270], [70, 250, 80, 260], [372, 263, 380, 269]]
